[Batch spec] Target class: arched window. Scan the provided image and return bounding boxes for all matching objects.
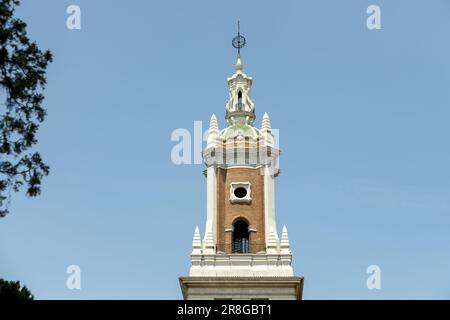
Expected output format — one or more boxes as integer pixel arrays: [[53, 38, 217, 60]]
[[237, 91, 243, 111], [233, 220, 249, 253]]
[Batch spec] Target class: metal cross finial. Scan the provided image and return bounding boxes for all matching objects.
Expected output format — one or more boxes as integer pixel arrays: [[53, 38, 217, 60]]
[[232, 20, 246, 56]]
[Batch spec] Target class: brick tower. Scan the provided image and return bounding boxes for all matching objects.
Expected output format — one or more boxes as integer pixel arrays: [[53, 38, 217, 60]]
[[179, 30, 304, 300]]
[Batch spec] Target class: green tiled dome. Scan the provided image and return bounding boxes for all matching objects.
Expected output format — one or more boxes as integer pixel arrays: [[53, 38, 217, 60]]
[[219, 124, 261, 140]]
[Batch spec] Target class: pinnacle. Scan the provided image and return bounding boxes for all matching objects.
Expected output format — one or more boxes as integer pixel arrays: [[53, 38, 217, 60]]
[[209, 113, 219, 132], [262, 112, 271, 131]]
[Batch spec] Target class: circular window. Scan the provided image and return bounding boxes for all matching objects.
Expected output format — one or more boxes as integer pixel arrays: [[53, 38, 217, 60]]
[[234, 187, 247, 198]]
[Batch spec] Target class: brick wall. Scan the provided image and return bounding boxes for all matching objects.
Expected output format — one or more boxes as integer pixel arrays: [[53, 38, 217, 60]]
[[216, 167, 265, 253]]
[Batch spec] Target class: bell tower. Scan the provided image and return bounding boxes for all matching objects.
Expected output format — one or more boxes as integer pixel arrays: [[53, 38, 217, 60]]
[[179, 24, 304, 300]]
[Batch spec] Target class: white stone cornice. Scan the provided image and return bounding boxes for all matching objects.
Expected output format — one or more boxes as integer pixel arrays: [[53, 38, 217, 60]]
[[189, 253, 293, 277]]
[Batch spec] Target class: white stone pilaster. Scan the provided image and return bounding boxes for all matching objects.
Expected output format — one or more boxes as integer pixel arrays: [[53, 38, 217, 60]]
[[264, 166, 279, 244], [204, 165, 217, 246]]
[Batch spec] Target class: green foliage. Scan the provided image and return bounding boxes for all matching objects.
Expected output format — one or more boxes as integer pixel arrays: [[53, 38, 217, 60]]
[[0, 0, 52, 216], [0, 278, 34, 300]]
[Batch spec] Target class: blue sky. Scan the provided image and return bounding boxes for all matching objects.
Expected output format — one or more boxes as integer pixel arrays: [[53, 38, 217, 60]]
[[1, 0, 450, 299]]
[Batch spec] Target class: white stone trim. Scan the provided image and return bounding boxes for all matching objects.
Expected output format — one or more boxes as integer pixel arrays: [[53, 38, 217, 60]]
[[204, 165, 217, 246], [180, 276, 304, 300], [263, 166, 278, 244], [189, 253, 294, 277], [229, 181, 252, 203]]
